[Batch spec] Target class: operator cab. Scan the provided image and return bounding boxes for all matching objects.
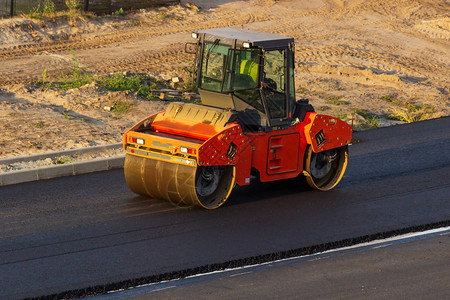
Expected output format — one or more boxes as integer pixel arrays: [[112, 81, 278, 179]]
[[190, 28, 297, 130]]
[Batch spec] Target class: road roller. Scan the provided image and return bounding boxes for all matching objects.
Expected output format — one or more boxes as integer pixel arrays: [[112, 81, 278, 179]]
[[123, 28, 352, 209]]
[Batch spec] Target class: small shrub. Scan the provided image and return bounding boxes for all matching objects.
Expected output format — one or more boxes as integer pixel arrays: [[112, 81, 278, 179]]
[[42, 0, 55, 14], [28, 0, 55, 18], [65, 0, 81, 11]]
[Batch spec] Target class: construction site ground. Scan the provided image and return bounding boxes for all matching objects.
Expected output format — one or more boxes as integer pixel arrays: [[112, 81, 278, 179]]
[[0, 0, 448, 162]]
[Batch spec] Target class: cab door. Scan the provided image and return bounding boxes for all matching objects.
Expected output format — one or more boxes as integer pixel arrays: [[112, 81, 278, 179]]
[[263, 49, 288, 123]]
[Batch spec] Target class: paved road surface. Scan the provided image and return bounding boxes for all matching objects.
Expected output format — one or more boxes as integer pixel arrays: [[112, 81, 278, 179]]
[[0, 117, 449, 299]]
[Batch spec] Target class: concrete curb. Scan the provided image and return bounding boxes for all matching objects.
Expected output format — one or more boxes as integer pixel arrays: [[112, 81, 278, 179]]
[[0, 155, 125, 186], [0, 143, 123, 165]]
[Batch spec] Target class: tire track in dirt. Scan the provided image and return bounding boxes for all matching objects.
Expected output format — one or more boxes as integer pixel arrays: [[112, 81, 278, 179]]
[[87, 44, 190, 76], [259, 18, 441, 85], [0, 8, 269, 60], [298, 45, 446, 82], [0, 7, 275, 85], [1, 0, 447, 89]]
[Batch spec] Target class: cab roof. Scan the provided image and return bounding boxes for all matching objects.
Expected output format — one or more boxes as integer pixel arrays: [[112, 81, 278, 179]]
[[195, 28, 294, 49]]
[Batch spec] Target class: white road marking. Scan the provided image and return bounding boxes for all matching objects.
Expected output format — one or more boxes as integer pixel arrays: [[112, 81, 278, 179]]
[[230, 271, 253, 277]]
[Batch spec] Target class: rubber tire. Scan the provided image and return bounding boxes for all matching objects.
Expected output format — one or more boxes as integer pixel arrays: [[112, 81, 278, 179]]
[[303, 145, 348, 191]]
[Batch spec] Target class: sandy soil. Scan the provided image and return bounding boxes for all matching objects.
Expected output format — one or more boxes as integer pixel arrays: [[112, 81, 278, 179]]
[[0, 0, 449, 159]]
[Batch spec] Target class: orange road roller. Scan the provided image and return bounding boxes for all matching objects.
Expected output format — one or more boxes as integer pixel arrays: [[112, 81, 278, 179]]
[[123, 28, 352, 209]]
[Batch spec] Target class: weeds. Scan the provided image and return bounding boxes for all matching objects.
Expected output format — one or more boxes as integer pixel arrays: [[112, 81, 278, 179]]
[[318, 105, 330, 111], [111, 100, 134, 114], [129, 20, 141, 27], [57, 50, 93, 90], [43, 0, 55, 14], [379, 94, 395, 102], [334, 112, 347, 121], [34, 121, 45, 128], [379, 95, 437, 123], [297, 87, 309, 94], [65, 0, 81, 11], [36, 62, 193, 103], [178, 65, 198, 93], [326, 96, 349, 106], [158, 12, 169, 19], [28, 0, 55, 19], [99, 73, 157, 98], [113, 8, 124, 16], [62, 111, 74, 120], [353, 109, 380, 129], [65, 0, 83, 18], [55, 156, 73, 164], [387, 103, 435, 123], [25, 0, 88, 20], [38, 68, 52, 89]]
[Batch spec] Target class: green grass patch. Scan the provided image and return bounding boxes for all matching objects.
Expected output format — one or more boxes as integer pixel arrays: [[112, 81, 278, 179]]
[[333, 112, 347, 121], [111, 100, 134, 114], [99, 73, 159, 98], [353, 109, 380, 129], [58, 72, 93, 90], [387, 103, 436, 123], [53, 50, 93, 90], [36, 53, 195, 103], [379, 94, 396, 102], [326, 96, 349, 106]]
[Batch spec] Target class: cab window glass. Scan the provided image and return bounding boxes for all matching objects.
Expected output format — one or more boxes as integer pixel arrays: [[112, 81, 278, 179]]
[[224, 49, 260, 92], [227, 49, 264, 112], [200, 42, 229, 92], [264, 50, 286, 119]]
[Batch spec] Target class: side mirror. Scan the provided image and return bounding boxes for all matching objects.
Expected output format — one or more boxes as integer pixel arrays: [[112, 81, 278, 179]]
[[185, 42, 198, 54]]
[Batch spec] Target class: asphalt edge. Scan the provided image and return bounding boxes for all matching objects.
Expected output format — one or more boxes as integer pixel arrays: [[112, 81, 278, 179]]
[[28, 220, 450, 300]]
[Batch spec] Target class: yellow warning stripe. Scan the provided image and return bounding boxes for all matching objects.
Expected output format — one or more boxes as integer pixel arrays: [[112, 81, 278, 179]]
[[126, 146, 197, 167]]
